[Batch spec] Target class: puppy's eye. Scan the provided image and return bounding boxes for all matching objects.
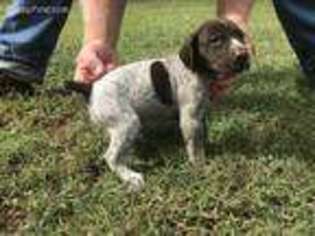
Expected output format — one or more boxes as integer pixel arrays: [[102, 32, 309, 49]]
[[231, 30, 245, 42], [208, 34, 223, 45]]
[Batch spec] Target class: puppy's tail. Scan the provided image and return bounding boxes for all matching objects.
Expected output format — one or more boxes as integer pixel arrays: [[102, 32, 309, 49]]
[[62, 81, 104, 126], [63, 81, 92, 102]]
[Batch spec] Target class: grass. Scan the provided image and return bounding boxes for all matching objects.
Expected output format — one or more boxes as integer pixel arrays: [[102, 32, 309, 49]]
[[1, 0, 315, 234]]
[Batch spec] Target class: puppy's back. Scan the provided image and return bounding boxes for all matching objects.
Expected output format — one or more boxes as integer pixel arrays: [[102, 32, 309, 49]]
[[89, 59, 170, 125]]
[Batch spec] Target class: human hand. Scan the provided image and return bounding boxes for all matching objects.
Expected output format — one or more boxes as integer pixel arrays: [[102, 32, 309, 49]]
[[226, 17, 255, 56], [74, 40, 118, 84], [243, 32, 255, 58]]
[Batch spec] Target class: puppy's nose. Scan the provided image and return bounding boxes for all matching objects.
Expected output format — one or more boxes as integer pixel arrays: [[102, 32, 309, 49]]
[[233, 52, 250, 72]]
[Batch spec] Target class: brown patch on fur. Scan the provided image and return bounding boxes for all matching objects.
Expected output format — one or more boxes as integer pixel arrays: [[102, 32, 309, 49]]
[[150, 61, 173, 106]]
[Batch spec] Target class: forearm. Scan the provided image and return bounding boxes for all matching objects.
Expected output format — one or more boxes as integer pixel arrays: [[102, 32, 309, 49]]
[[217, 0, 255, 30], [81, 0, 127, 48]]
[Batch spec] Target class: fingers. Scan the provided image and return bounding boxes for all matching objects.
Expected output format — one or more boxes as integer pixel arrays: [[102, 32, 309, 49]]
[[74, 41, 119, 84], [105, 62, 117, 72], [244, 34, 255, 57], [222, 16, 255, 57]]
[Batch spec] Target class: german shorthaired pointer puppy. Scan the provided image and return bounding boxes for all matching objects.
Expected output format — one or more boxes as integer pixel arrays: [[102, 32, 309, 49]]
[[88, 19, 250, 191]]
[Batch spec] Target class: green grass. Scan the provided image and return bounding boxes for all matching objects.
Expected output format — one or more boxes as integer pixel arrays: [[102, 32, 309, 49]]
[[1, 1, 315, 234]]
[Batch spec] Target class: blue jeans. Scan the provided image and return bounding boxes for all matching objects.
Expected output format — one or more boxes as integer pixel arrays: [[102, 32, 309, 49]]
[[0, 0, 72, 82], [273, 0, 315, 80]]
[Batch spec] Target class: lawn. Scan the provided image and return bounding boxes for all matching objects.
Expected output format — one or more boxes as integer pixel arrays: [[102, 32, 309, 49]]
[[1, 0, 315, 234]]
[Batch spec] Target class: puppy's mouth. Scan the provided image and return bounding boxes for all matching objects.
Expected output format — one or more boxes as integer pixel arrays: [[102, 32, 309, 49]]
[[209, 54, 250, 77], [208, 54, 250, 101]]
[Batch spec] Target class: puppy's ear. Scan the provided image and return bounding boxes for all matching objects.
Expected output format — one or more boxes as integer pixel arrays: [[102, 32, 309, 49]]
[[179, 34, 197, 71]]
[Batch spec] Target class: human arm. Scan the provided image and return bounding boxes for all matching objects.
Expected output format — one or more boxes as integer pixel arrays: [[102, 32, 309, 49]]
[[217, 0, 256, 56], [217, 0, 255, 31], [75, 0, 127, 84]]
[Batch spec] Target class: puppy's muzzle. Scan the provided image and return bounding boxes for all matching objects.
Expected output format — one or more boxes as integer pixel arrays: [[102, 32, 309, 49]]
[[233, 53, 250, 73]]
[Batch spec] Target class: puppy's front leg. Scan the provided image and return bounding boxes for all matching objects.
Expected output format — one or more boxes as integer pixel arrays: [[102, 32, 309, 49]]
[[179, 103, 207, 164]]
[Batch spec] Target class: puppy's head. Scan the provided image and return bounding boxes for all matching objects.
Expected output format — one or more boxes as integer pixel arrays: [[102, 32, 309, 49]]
[[179, 19, 250, 77]]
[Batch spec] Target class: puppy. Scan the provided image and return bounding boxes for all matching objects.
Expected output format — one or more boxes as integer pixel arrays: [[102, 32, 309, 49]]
[[88, 19, 250, 191]]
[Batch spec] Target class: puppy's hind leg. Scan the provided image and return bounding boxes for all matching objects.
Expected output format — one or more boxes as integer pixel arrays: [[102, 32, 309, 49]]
[[104, 113, 144, 192]]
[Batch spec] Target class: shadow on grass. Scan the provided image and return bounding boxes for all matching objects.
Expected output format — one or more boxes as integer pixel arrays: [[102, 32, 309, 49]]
[[209, 64, 315, 161]]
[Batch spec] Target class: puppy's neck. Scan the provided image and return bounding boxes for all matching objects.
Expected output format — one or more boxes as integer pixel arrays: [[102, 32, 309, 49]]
[[196, 67, 218, 80]]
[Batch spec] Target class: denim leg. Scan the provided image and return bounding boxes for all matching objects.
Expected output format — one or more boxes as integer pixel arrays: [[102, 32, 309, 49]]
[[273, 0, 315, 80], [0, 0, 72, 81]]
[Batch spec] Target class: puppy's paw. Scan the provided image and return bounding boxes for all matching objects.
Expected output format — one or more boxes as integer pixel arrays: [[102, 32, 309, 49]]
[[125, 172, 145, 193]]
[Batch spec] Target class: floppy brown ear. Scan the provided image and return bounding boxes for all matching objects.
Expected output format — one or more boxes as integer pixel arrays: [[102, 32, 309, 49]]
[[179, 35, 196, 71]]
